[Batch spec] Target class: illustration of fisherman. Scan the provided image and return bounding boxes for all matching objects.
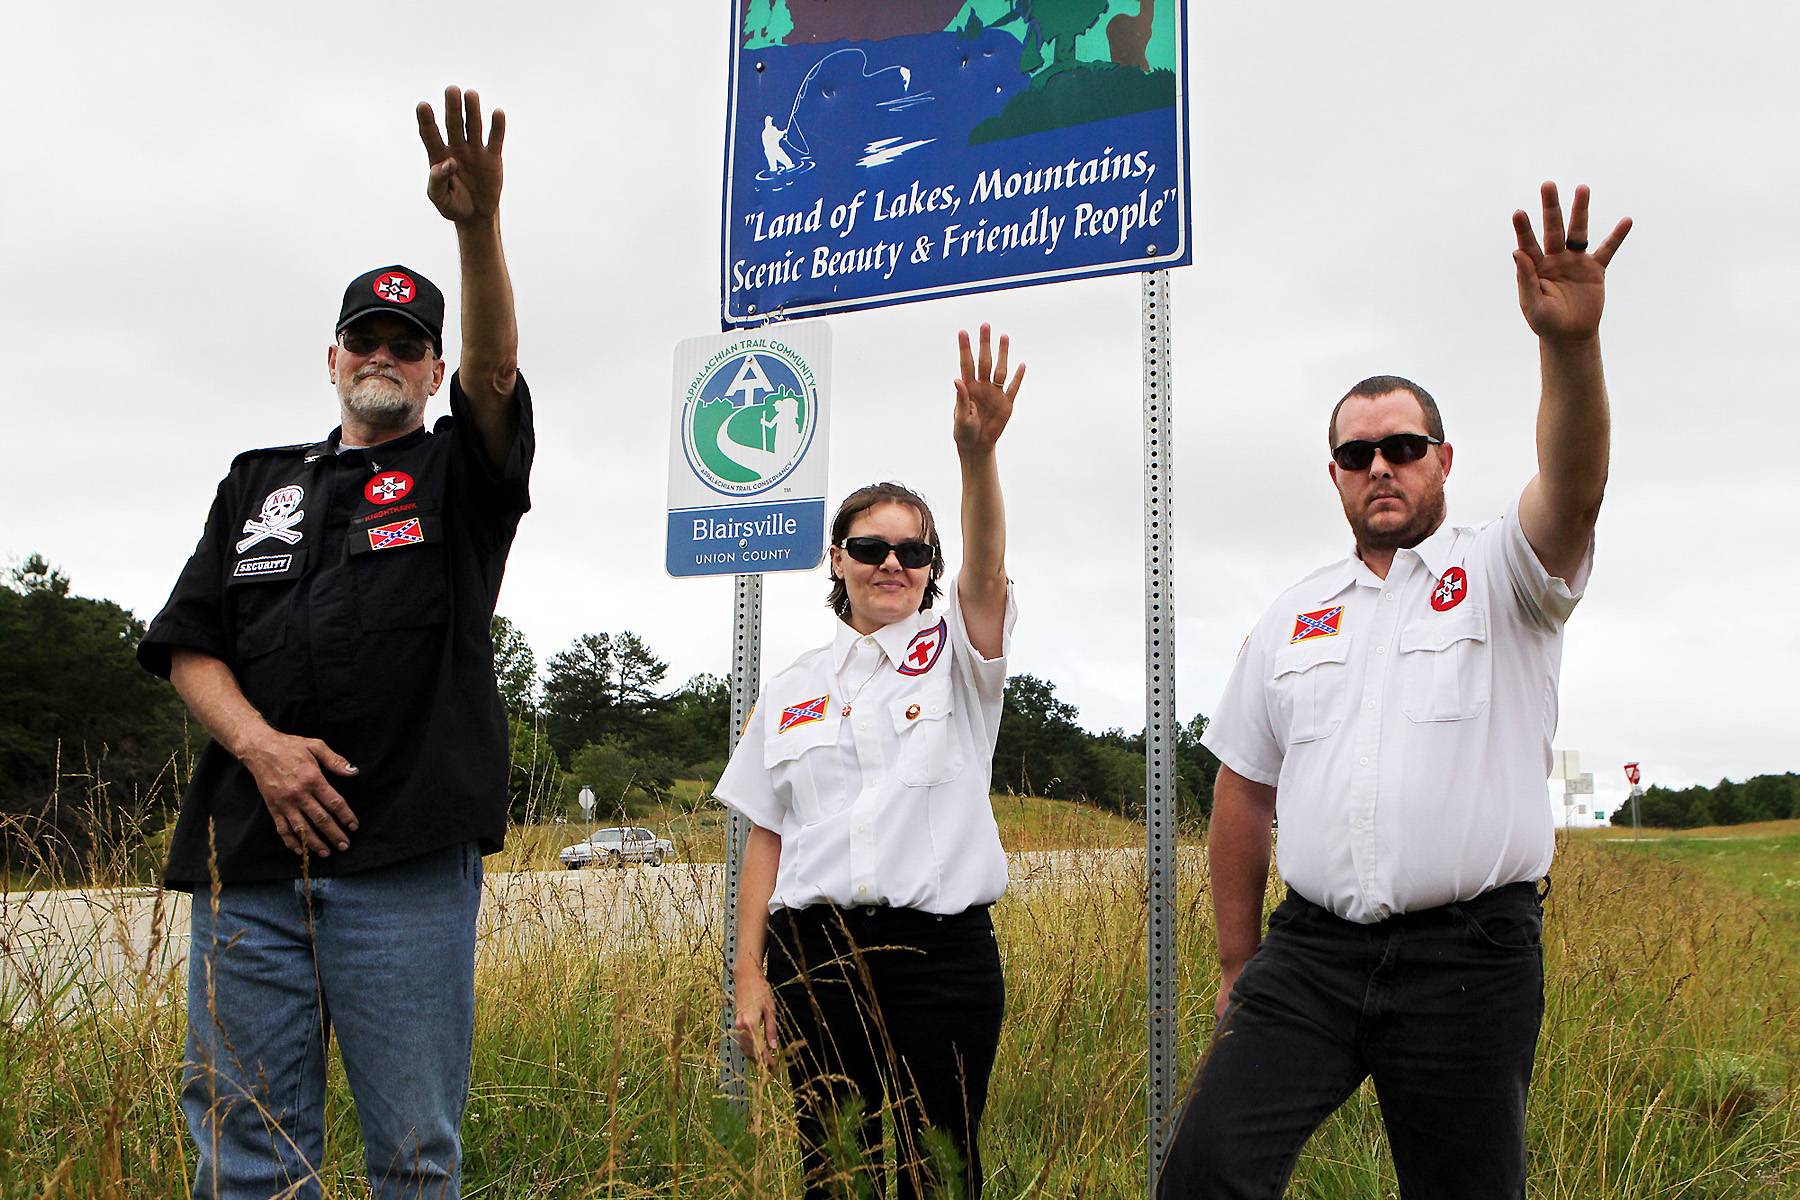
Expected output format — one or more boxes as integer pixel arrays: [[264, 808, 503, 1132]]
[[761, 115, 796, 173]]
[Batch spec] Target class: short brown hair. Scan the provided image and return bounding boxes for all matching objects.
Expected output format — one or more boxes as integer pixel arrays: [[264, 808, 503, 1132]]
[[825, 482, 944, 621], [1328, 375, 1446, 448]]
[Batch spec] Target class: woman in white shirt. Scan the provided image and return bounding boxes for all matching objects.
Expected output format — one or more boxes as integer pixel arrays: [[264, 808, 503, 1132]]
[[716, 324, 1024, 1200]]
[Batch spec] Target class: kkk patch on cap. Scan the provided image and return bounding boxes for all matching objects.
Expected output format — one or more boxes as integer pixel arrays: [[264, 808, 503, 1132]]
[[778, 694, 829, 734], [364, 471, 415, 506], [1290, 605, 1344, 643], [337, 264, 444, 351], [897, 618, 948, 676], [373, 272, 416, 304], [367, 517, 425, 551], [1430, 567, 1468, 612]]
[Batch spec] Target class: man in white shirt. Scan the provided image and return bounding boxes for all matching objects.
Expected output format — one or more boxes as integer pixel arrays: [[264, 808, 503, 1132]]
[[1157, 183, 1631, 1199]]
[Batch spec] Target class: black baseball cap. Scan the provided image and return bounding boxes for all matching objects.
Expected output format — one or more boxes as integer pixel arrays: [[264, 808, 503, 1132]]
[[336, 265, 445, 355]]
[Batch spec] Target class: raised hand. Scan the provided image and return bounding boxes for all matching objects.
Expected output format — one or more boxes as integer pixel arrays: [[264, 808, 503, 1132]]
[[953, 323, 1024, 457], [416, 85, 506, 225], [1511, 182, 1631, 343]]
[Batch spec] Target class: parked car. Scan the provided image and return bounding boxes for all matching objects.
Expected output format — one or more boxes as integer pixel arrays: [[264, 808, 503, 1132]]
[[557, 826, 676, 869]]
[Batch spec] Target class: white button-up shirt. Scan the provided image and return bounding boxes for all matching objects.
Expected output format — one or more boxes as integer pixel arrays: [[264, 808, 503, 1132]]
[[715, 577, 1015, 915], [1203, 500, 1591, 923]]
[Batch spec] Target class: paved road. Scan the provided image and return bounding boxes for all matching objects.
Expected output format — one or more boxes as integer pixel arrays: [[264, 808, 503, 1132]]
[[1, 848, 1191, 1022]]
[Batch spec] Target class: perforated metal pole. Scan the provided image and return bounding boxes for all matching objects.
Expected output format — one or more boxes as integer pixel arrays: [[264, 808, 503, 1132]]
[[1142, 269, 1178, 1194], [719, 572, 764, 1099]]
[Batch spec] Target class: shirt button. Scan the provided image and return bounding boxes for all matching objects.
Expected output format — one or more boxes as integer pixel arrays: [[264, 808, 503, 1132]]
[[1383, 592, 1393, 601], [1375, 645, 1385, 655], [855, 823, 867, 833], [1366, 701, 1376, 711], [857, 884, 869, 896], [1359, 756, 1369, 766]]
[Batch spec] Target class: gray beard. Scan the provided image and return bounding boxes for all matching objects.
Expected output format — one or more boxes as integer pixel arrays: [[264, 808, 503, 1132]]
[[339, 375, 424, 429]]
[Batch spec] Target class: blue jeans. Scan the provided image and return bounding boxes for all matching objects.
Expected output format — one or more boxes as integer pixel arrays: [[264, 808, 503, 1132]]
[[183, 842, 483, 1200], [1157, 882, 1546, 1200]]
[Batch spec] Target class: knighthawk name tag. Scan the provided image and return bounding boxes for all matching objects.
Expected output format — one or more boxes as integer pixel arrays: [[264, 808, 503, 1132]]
[[233, 554, 293, 579]]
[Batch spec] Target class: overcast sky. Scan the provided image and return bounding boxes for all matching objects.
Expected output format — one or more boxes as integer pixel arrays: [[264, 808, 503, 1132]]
[[4, 3, 1795, 822]]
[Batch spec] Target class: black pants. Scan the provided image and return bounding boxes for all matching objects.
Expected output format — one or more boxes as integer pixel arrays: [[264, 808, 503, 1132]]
[[1157, 882, 1546, 1200], [766, 903, 1006, 1200]]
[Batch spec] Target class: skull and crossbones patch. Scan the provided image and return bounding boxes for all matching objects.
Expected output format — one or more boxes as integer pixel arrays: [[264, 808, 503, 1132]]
[[237, 486, 306, 553]]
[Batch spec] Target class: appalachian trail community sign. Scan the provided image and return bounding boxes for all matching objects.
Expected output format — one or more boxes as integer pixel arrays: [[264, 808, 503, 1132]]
[[666, 322, 832, 577], [722, 0, 1192, 327]]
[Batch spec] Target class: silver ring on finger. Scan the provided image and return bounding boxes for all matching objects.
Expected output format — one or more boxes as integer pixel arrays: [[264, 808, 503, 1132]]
[[1565, 239, 1588, 253]]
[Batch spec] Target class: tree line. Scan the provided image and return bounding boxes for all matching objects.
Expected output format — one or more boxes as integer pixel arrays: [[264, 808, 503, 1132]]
[[1610, 774, 1800, 829], [1, 555, 1221, 870]]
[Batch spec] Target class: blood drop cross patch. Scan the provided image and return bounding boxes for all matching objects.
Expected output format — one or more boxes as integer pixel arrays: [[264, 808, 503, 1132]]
[[365, 471, 415, 506], [1431, 567, 1468, 612], [1290, 606, 1344, 643], [373, 272, 416, 304]]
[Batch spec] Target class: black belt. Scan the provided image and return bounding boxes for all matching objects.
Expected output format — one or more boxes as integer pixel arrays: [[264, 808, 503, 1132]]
[[1288, 878, 1545, 927], [776, 901, 993, 935]]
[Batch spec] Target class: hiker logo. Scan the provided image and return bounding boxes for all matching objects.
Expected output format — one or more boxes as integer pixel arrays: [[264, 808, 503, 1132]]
[[680, 343, 818, 497]]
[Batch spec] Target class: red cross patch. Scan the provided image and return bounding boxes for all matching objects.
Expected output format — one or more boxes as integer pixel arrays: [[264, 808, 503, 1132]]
[[364, 471, 415, 506], [373, 272, 416, 304], [897, 618, 948, 676], [1290, 606, 1344, 643], [778, 694, 829, 734], [367, 517, 424, 550], [1430, 566, 1468, 612]]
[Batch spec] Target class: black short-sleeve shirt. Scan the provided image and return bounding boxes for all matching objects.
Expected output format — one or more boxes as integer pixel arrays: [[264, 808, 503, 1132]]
[[139, 372, 534, 888]]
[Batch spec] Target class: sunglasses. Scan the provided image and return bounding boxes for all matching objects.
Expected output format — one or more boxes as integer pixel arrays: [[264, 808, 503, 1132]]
[[1331, 433, 1442, 472], [338, 332, 435, 362], [839, 536, 934, 569]]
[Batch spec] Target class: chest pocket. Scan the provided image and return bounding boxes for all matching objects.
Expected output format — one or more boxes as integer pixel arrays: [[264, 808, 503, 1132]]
[[346, 508, 449, 631], [892, 675, 963, 787], [763, 709, 842, 826], [1399, 606, 1491, 722], [225, 547, 307, 661], [1271, 633, 1352, 744]]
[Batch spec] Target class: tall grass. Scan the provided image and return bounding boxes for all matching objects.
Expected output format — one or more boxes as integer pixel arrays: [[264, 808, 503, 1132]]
[[2, 791, 1795, 1197]]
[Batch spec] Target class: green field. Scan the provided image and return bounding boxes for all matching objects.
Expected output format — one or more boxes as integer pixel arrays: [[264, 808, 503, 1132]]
[[1584, 824, 1800, 923], [2, 812, 1795, 1197]]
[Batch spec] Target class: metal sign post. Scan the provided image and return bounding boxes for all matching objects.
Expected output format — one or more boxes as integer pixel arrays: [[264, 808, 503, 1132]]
[[1141, 268, 1177, 1194], [719, 572, 764, 1097], [666, 324, 830, 1100]]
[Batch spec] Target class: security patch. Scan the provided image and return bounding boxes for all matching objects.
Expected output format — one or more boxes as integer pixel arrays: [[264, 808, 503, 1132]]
[[233, 554, 293, 578], [1290, 605, 1344, 643], [778, 694, 829, 734], [367, 517, 425, 551]]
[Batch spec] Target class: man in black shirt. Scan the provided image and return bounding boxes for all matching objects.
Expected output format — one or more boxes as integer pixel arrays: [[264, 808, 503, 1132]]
[[139, 86, 529, 1200]]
